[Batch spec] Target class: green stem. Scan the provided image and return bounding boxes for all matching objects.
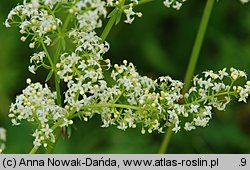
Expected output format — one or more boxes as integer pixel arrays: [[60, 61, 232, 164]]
[[158, 126, 173, 154], [29, 146, 39, 154], [40, 40, 54, 67], [158, 0, 215, 154], [101, 0, 153, 41], [55, 75, 62, 106], [28, 14, 72, 155], [72, 103, 143, 119], [101, 14, 117, 41], [53, 14, 72, 107], [183, 0, 215, 94]]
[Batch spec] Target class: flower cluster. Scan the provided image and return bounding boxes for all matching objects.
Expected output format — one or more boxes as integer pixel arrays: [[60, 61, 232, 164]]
[[9, 79, 72, 147], [4, 0, 65, 48], [106, 66, 249, 133], [106, 0, 143, 24], [70, 0, 107, 31], [0, 128, 6, 153], [181, 68, 250, 131], [163, 0, 186, 10], [28, 51, 47, 74], [6, 0, 250, 151], [58, 54, 250, 134], [123, 3, 142, 24]]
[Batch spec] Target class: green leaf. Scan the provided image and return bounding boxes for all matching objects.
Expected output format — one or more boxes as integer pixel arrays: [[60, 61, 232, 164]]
[[108, 8, 118, 18], [51, 37, 59, 46], [61, 38, 66, 51], [46, 70, 54, 82], [115, 12, 122, 25]]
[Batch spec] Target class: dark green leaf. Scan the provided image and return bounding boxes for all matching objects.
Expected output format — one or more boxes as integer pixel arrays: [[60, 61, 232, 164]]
[[51, 37, 59, 46], [108, 8, 118, 18], [115, 12, 122, 25], [61, 38, 66, 51], [45, 70, 54, 82]]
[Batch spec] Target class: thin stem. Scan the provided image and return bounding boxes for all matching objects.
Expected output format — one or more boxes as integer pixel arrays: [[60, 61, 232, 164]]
[[183, 0, 215, 94], [101, 0, 153, 41], [55, 75, 62, 106], [54, 43, 62, 64], [101, 14, 117, 41], [53, 14, 72, 107], [101, 0, 123, 41], [29, 146, 39, 154], [158, 0, 215, 154], [41, 38, 62, 107], [185, 91, 235, 107], [158, 126, 173, 154], [71, 103, 144, 119], [40, 40, 54, 67], [28, 13, 72, 155]]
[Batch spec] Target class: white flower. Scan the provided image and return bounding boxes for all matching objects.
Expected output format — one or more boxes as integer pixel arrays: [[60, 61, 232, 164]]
[[28, 65, 36, 74], [26, 78, 32, 84], [188, 87, 197, 93], [29, 42, 35, 48], [30, 51, 46, 63], [20, 36, 27, 42], [203, 106, 212, 117], [218, 68, 228, 80], [44, 36, 52, 46], [163, 0, 173, 8], [59, 118, 73, 127], [212, 82, 221, 92], [172, 125, 181, 133], [41, 124, 53, 136], [124, 5, 135, 24], [238, 88, 249, 103], [190, 104, 199, 113], [184, 122, 195, 131], [173, 1, 182, 10], [163, 0, 185, 10], [194, 117, 208, 127], [117, 122, 128, 130], [203, 78, 213, 89]]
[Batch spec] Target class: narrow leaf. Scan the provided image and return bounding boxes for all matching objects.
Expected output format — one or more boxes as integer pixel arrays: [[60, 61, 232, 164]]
[[46, 70, 54, 82], [108, 8, 118, 18], [115, 12, 122, 25]]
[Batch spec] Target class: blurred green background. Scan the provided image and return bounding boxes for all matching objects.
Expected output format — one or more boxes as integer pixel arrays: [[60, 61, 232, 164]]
[[1, 0, 250, 153]]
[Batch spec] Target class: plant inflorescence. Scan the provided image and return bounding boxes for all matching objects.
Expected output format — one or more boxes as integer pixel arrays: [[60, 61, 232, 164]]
[[3, 0, 250, 153]]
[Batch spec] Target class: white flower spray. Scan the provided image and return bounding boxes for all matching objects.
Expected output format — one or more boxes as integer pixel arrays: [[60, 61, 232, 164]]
[[5, 0, 250, 151]]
